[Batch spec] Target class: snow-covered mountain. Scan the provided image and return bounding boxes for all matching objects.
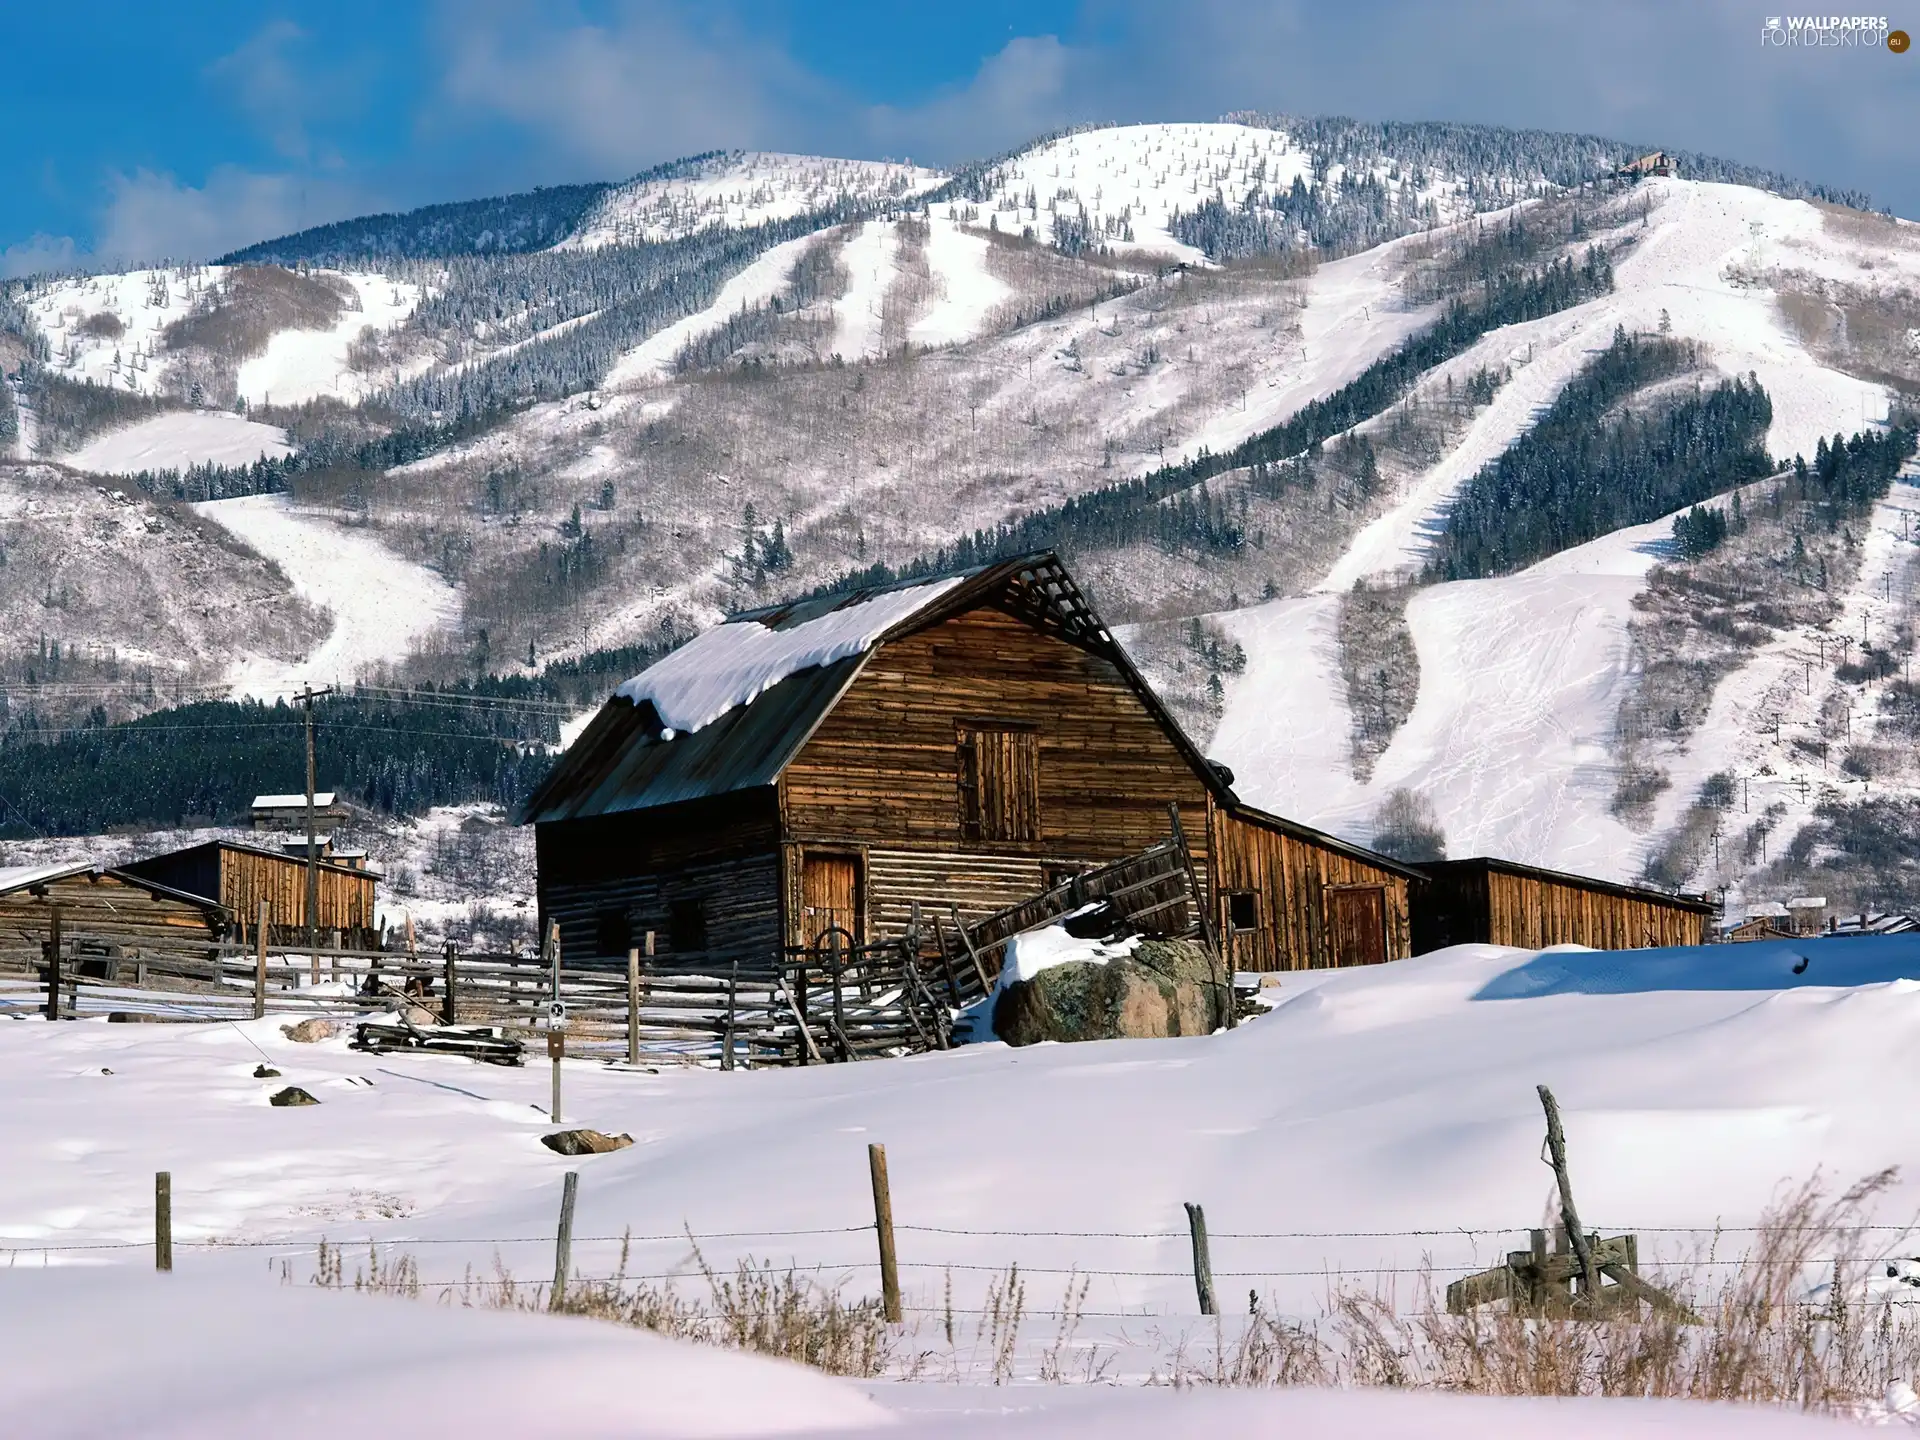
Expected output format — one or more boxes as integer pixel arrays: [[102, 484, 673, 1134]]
[[4, 117, 1919, 912]]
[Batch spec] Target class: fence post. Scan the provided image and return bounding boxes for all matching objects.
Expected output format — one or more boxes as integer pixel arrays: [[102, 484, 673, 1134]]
[[627, 943, 642, 1067], [1185, 1201, 1217, 1316], [1537, 1084, 1599, 1300], [44, 904, 63, 1022], [254, 900, 269, 1020], [868, 1143, 901, 1323], [720, 959, 740, 1071], [155, 1171, 172, 1272], [550, 1170, 579, 1311], [442, 941, 458, 1025]]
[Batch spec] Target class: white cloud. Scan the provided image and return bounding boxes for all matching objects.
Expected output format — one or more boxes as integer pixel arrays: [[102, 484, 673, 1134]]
[[91, 167, 373, 268], [207, 20, 320, 162], [2, 233, 83, 280]]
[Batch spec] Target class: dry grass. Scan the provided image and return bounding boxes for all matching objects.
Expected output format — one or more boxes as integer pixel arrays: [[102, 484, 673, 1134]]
[[294, 1174, 1920, 1415]]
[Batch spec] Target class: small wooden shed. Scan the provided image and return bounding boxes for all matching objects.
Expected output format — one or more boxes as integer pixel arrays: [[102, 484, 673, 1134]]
[[0, 861, 227, 957], [1410, 856, 1714, 954], [119, 840, 380, 948]]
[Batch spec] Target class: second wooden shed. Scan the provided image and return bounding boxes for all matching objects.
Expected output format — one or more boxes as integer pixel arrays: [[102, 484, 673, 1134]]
[[1410, 856, 1714, 954]]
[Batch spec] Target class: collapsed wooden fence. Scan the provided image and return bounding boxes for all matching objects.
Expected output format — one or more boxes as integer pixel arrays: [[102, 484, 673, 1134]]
[[0, 836, 1210, 1068]]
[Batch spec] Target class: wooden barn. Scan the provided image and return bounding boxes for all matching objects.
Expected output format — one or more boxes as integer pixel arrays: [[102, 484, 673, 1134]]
[[0, 862, 227, 958], [524, 552, 1418, 974], [119, 839, 380, 949], [1409, 856, 1715, 954]]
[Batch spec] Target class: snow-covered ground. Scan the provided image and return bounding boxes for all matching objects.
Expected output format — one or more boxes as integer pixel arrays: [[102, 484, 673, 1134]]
[[830, 219, 901, 361], [9, 935, 1920, 1391], [26, 266, 206, 397], [196, 493, 459, 694], [234, 271, 421, 407], [563, 152, 945, 249], [607, 234, 820, 386], [62, 411, 292, 474], [963, 123, 1476, 265]]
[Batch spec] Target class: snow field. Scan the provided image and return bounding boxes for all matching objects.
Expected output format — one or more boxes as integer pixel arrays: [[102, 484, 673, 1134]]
[[964, 123, 1475, 266], [62, 410, 292, 474], [562, 152, 946, 250], [12, 936, 1920, 1369], [196, 493, 459, 694], [4, 1269, 1863, 1438], [27, 266, 209, 397]]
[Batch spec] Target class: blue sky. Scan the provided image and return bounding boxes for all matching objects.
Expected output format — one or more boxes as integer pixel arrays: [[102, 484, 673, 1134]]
[[4, 1, 1915, 274]]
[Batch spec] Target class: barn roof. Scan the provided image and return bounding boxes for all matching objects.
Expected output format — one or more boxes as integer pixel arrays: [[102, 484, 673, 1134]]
[[522, 552, 1231, 825], [1222, 801, 1429, 882], [1418, 855, 1717, 913], [0, 860, 230, 918], [121, 838, 381, 883]]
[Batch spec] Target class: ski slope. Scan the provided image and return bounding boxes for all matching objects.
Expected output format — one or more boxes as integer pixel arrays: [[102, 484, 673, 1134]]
[[907, 220, 1011, 349], [1216, 511, 1679, 878], [196, 493, 459, 694], [63, 411, 292, 474], [234, 271, 421, 407], [606, 234, 819, 387]]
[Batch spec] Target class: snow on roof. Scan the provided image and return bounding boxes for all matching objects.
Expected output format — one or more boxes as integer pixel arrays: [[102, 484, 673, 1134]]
[[616, 577, 965, 733], [0, 862, 90, 894], [251, 793, 337, 809], [1745, 902, 1791, 918], [1788, 896, 1829, 909]]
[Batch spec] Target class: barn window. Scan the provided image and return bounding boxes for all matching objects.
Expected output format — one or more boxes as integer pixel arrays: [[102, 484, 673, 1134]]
[[669, 898, 708, 953], [1225, 890, 1260, 933], [596, 907, 632, 958], [957, 724, 1040, 842]]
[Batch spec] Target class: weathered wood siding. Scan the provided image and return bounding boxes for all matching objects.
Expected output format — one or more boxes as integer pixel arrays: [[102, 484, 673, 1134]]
[[0, 872, 221, 953], [1482, 869, 1707, 950], [217, 849, 378, 945], [1208, 808, 1413, 970], [1410, 862, 1710, 952], [780, 606, 1214, 903], [538, 791, 782, 969]]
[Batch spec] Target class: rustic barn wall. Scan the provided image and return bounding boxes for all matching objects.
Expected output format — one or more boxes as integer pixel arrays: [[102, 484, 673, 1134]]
[[781, 606, 1214, 866], [0, 872, 222, 955], [1409, 861, 1710, 953], [1483, 869, 1707, 950], [1209, 808, 1414, 970], [537, 791, 783, 969], [218, 850, 377, 944]]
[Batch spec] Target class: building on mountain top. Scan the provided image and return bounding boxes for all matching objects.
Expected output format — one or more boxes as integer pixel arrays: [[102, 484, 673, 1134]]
[[1409, 856, 1715, 954], [521, 551, 1421, 974]]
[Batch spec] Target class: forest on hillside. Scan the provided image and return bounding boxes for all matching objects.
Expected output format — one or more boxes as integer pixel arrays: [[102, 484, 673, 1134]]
[[1426, 330, 1778, 579]]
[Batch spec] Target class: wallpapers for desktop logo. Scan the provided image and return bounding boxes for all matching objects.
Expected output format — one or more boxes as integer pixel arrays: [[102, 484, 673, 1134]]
[[1760, 14, 1907, 47]]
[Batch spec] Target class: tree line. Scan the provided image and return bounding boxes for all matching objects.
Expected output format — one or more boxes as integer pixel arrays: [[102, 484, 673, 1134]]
[[1425, 330, 1777, 579]]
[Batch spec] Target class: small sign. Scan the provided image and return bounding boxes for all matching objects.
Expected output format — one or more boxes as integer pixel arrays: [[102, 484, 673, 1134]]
[[547, 1000, 568, 1028], [547, 1030, 566, 1060]]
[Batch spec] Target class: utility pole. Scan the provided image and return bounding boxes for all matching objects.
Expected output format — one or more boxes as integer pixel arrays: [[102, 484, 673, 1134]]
[[297, 685, 334, 985]]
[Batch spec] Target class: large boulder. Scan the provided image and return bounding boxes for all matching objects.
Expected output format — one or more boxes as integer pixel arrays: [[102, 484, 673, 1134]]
[[992, 937, 1229, 1046]]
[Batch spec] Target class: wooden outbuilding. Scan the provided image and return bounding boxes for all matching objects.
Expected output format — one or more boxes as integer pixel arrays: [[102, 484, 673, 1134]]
[[119, 839, 380, 948], [0, 861, 227, 959], [524, 552, 1418, 973], [1410, 856, 1714, 954]]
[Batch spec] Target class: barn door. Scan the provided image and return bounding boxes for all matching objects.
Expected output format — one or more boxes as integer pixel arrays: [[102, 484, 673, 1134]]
[[1328, 887, 1388, 968], [800, 852, 863, 950]]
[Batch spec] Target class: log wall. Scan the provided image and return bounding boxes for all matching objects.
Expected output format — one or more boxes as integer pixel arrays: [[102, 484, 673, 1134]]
[[537, 791, 783, 969], [780, 605, 1214, 883]]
